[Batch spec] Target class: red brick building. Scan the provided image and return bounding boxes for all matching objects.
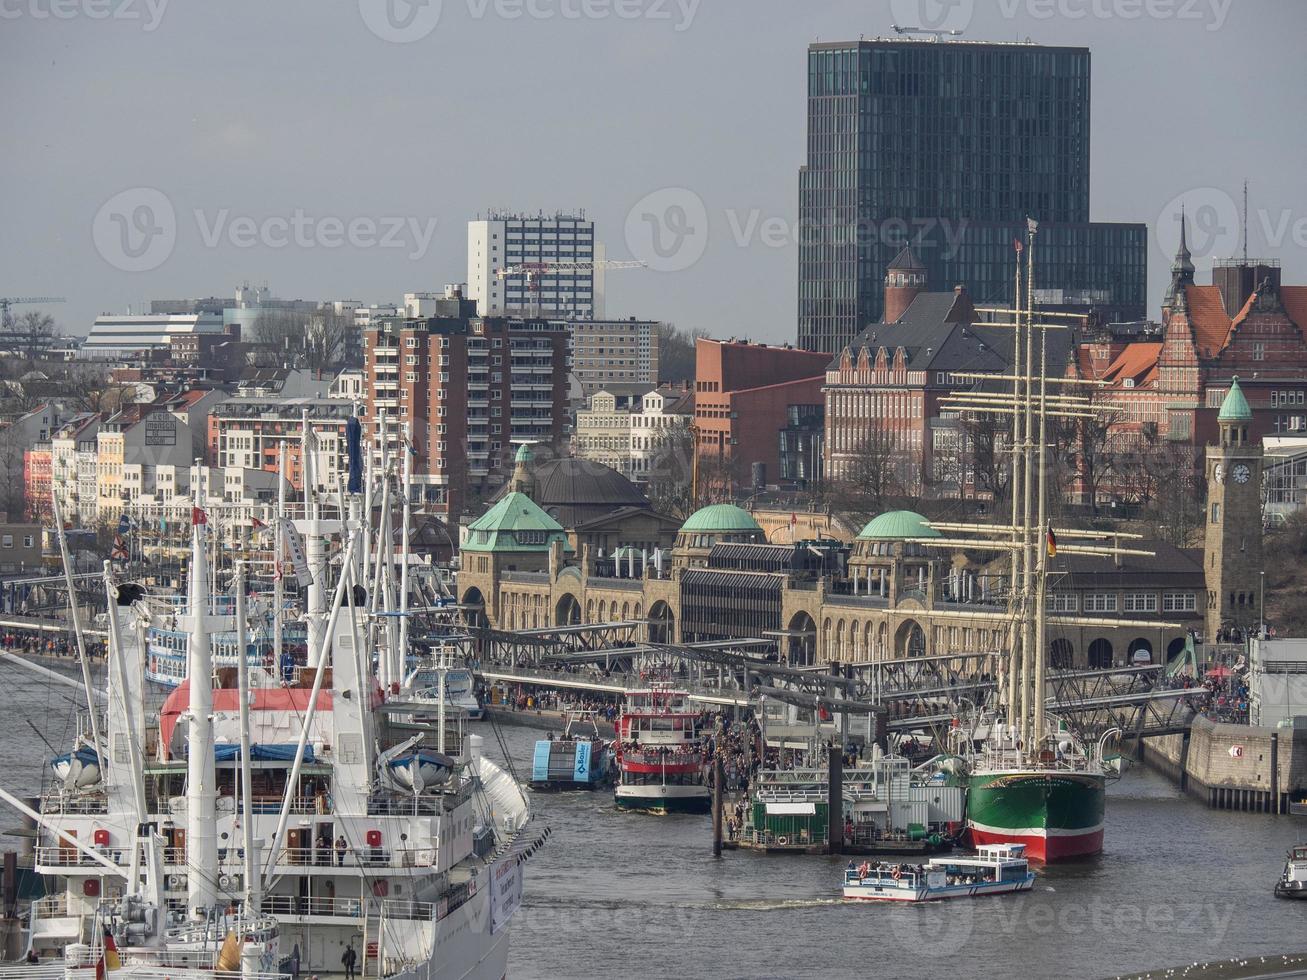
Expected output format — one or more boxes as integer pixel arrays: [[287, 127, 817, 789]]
[[693, 338, 829, 491], [363, 288, 570, 520], [1082, 214, 1307, 452]]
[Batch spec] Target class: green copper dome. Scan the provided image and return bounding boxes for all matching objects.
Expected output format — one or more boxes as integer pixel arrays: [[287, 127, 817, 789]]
[[514, 442, 534, 464], [857, 510, 940, 541], [679, 503, 762, 534], [1217, 377, 1253, 422]]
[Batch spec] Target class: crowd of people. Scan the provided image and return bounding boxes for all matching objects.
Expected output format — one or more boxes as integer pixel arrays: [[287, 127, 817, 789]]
[[1, 629, 106, 660]]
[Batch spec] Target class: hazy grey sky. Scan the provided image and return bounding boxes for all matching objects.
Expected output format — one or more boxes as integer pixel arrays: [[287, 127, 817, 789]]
[[4, 0, 1305, 343]]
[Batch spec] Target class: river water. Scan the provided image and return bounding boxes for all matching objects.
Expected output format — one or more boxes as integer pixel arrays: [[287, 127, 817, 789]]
[[3, 662, 1304, 979]]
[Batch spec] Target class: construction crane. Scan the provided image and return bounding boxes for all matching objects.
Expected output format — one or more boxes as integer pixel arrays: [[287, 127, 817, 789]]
[[891, 23, 964, 40], [0, 296, 66, 358], [496, 260, 646, 316]]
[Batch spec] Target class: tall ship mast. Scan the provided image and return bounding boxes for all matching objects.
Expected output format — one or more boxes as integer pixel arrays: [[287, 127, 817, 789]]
[[929, 221, 1147, 861]]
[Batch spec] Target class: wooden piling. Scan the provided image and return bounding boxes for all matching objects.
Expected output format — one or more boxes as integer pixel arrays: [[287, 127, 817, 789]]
[[828, 741, 843, 856], [712, 753, 724, 857]]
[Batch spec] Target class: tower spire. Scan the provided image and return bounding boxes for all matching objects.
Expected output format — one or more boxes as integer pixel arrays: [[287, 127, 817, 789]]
[[1165, 204, 1195, 310]]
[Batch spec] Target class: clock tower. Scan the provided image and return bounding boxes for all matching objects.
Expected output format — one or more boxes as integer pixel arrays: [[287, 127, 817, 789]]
[[1203, 377, 1263, 642]]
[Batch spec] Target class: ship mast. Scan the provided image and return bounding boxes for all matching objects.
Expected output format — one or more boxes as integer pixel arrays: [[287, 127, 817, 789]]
[[185, 469, 218, 916], [234, 560, 261, 912]]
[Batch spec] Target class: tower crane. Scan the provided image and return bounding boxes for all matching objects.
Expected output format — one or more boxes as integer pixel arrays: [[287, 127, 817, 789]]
[[1, 296, 65, 330], [495, 260, 646, 316]]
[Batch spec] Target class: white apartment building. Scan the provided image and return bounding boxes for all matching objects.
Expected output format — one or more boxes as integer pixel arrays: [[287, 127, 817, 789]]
[[467, 213, 602, 317], [569, 318, 662, 397], [575, 385, 692, 481], [50, 414, 102, 526]]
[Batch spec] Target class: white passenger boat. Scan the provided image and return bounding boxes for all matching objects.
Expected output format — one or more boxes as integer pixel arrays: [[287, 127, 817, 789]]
[[842, 843, 1035, 902], [1275, 844, 1307, 899]]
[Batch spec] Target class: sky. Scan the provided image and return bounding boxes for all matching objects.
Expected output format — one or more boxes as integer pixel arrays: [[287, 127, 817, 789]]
[[3, 0, 1305, 344]]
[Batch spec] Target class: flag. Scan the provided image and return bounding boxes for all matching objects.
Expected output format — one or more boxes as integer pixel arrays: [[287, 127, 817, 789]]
[[1026, 217, 1039, 234], [790, 513, 797, 527], [1013, 237, 1023, 254], [346, 415, 363, 494], [251, 516, 267, 530], [116, 513, 131, 535], [111, 535, 128, 561], [1046, 527, 1058, 557], [96, 931, 121, 978], [191, 506, 207, 527]]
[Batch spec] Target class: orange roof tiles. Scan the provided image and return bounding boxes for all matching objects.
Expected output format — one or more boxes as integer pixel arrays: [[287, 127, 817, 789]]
[[1100, 342, 1161, 389], [1183, 285, 1234, 357]]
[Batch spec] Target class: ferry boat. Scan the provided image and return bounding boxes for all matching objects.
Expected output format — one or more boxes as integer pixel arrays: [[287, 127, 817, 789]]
[[842, 843, 1035, 902], [531, 710, 612, 791], [1275, 844, 1307, 899], [614, 686, 710, 814]]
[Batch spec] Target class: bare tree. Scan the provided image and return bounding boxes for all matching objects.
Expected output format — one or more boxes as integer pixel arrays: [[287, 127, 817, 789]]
[[644, 425, 695, 519], [823, 429, 912, 529], [655, 323, 708, 385]]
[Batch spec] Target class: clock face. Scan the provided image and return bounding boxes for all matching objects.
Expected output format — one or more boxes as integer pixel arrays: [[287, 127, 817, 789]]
[[1233, 464, 1251, 484], [1213, 463, 1224, 484]]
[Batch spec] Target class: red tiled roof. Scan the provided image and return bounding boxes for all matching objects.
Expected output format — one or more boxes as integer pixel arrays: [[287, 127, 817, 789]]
[[1184, 284, 1235, 357], [1282, 286, 1307, 331], [1100, 342, 1161, 388]]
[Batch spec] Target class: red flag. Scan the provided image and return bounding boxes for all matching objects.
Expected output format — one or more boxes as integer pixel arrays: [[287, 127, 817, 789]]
[[1013, 237, 1024, 254], [111, 535, 128, 561], [790, 513, 797, 527], [192, 506, 207, 526], [251, 516, 267, 530]]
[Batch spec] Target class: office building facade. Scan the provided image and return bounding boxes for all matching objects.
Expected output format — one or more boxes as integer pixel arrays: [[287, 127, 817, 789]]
[[797, 38, 1146, 353]]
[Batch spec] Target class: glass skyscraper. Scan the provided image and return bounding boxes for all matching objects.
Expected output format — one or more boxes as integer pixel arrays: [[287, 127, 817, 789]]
[[797, 38, 1147, 354]]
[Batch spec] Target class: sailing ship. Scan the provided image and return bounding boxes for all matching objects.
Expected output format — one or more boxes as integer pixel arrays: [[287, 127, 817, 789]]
[[7, 413, 542, 978], [614, 685, 711, 814], [928, 219, 1142, 861]]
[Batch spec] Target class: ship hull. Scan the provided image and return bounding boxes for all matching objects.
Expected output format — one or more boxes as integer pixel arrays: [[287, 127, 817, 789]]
[[615, 783, 711, 814], [965, 769, 1105, 862]]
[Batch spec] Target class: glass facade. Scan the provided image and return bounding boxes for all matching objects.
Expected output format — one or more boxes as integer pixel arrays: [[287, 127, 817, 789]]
[[797, 39, 1146, 353]]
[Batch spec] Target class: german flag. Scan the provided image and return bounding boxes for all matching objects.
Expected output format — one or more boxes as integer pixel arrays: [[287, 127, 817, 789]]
[[1046, 527, 1058, 557]]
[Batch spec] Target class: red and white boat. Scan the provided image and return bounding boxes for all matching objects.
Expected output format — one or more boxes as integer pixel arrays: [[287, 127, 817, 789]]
[[614, 686, 710, 814]]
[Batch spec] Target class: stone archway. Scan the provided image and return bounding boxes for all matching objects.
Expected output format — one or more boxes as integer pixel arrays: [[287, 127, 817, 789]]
[[787, 611, 817, 667], [1128, 637, 1153, 665], [895, 619, 927, 658], [1050, 638, 1074, 670], [1166, 636, 1187, 661], [648, 600, 675, 644], [1087, 638, 1113, 669], [460, 587, 488, 629], [555, 593, 581, 627]]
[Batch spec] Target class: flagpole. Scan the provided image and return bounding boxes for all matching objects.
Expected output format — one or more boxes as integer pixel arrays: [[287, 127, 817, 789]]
[[274, 443, 286, 677]]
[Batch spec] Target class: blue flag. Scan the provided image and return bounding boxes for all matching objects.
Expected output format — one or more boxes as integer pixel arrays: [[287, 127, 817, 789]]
[[346, 415, 363, 495]]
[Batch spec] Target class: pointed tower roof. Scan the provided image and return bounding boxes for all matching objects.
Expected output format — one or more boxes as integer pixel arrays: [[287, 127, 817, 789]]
[[1217, 376, 1253, 422], [887, 244, 925, 273], [1165, 206, 1196, 311]]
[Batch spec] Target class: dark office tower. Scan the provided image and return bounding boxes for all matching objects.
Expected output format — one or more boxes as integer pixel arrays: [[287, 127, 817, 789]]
[[797, 38, 1147, 354]]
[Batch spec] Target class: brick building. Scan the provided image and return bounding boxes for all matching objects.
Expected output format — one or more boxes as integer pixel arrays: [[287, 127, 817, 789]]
[[207, 396, 354, 493], [693, 339, 829, 492], [363, 286, 570, 520]]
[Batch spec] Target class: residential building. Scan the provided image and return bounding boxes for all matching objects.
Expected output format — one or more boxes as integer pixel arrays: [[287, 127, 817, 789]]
[[7, 401, 77, 520], [81, 313, 225, 360], [207, 396, 354, 493], [569, 319, 661, 396], [363, 286, 571, 519], [50, 414, 102, 526], [329, 368, 367, 402], [694, 339, 829, 492], [0, 515, 41, 574], [96, 403, 195, 524], [575, 384, 693, 480], [797, 37, 1147, 353], [467, 212, 601, 317], [22, 446, 52, 523]]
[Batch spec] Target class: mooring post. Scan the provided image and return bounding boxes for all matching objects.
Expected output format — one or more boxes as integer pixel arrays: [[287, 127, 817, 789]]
[[1270, 732, 1280, 815], [828, 740, 844, 855], [712, 752, 725, 857]]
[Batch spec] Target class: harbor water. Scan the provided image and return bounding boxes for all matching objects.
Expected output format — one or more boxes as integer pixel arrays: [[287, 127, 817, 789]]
[[4, 664, 1304, 979]]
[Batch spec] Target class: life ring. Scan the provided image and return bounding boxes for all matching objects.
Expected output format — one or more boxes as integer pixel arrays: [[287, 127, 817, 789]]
[[777, 835, 788, 846]]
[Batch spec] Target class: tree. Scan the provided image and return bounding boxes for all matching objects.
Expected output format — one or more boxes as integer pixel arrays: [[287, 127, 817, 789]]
[[823, 429, 912, 529], [644, 425, 695, 519], [957, 412, 1012, 514], [14, 311, 59, 361], [655, 323, 708, 385], [250, 307, 353, 373]]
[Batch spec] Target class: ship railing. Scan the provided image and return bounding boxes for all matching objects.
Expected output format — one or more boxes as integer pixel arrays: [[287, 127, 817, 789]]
[[734, 826, 827, 847], [367, 781, 474, 816], [31, 893, 71, 918], [268, 845, 440, 869], [36, 844, 126, 867], [620, 752, 702, 767], [39, 792, 108, 814], [0, 965, 63, 979], [260, 894, 441, 923]]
